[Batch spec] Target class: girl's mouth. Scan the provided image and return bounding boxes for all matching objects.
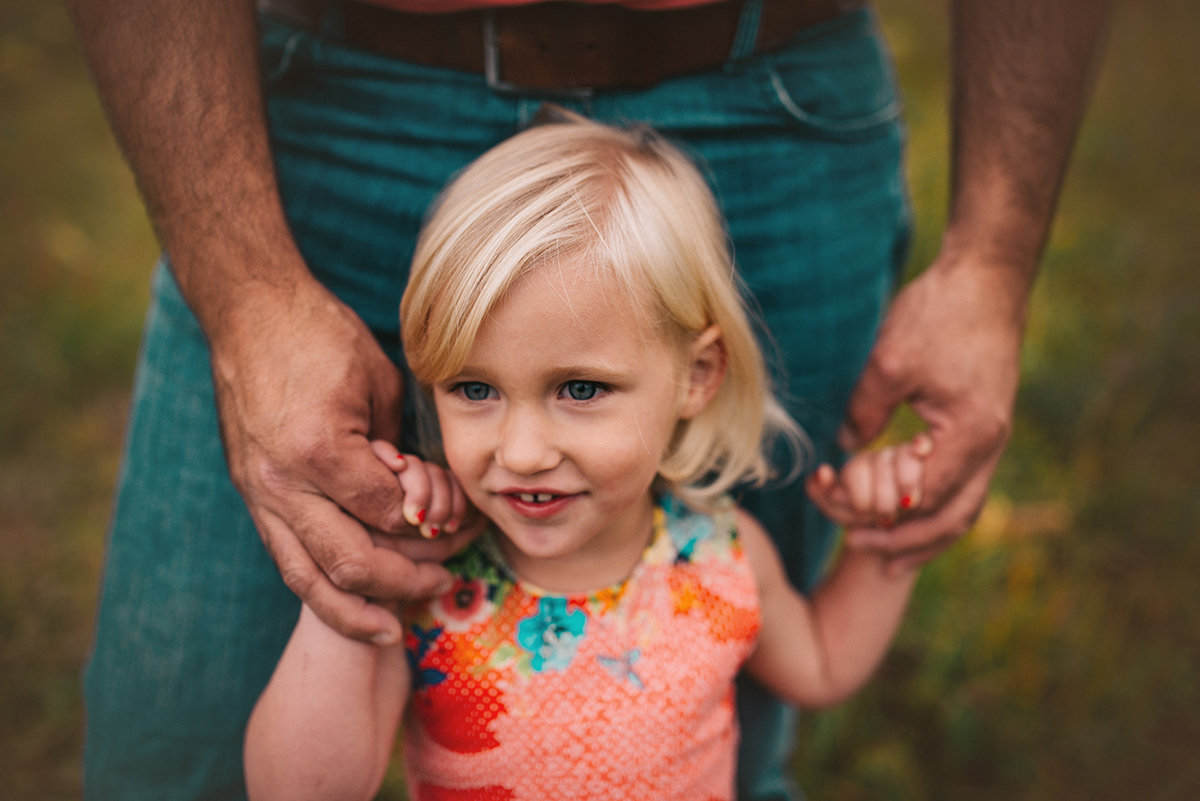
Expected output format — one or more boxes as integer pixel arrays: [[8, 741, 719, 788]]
[[502, 491, 579, 519]]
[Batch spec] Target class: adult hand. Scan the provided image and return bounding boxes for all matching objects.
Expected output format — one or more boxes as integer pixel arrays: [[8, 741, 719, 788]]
[[210, 273, 477, 645], [66, 0, 478, 645], [807, 250, 1028, 570], [805, 0, 1110, 570]]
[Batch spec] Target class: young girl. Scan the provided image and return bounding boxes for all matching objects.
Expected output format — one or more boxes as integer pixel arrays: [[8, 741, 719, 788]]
[[244, 112, 930, 801]]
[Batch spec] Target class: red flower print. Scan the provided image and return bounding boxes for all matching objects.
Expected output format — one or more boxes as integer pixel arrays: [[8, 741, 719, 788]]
[[433, 577, 495, 633]]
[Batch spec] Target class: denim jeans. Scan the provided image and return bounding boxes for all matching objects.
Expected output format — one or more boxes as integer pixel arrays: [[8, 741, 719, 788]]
[[84, 6, 909, 799]]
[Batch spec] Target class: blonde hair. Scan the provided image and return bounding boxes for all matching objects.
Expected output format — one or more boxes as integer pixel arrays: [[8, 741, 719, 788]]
[[401, 110, 806, 507]]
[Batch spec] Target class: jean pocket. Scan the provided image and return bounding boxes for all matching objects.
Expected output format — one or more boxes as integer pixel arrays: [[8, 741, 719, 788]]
[[755, 10, 902, 141]]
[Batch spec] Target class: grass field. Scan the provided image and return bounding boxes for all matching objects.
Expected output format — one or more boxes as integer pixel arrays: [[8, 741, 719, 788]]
[[2, 0, 1198, 798]]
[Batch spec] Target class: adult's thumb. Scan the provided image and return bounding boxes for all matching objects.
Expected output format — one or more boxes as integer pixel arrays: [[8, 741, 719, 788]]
[[839, 354, 908, 450]]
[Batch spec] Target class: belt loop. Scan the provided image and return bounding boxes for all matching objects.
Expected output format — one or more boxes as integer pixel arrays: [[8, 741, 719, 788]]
[[725, 0, 765, 67]]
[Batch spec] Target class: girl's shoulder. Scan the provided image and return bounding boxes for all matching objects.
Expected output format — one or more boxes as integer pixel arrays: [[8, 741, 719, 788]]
[[727, 505, 791, 603]]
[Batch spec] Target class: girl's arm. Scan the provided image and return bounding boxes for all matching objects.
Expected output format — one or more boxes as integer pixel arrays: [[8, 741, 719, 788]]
[[244, 604, 409, 801], [244, 448, 463, 800], [740, 513, 918, 708], [742, 437, 928, 706]]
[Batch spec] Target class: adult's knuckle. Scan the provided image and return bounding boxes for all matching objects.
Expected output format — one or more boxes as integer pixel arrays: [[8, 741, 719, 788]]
[[378, 504, 409, 534], [982, 410, 1011, 444], [353, 477, 407, 530], [296, 432, 340, 474], [327, 554, 373, 591], [250, 457, 293, 498], [966, 400, 1012, 444], [869, 349, 906, 385], [338, 618, 377, 642], [225, 454, 250, 493], [279, 563, 319, 598]]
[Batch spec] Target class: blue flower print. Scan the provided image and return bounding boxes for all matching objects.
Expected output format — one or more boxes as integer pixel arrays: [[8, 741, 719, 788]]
[[516, 597, 587, 672], [406, 624, 447, 690], [597, 649, 645, 691], [664, 496, 713, 564]]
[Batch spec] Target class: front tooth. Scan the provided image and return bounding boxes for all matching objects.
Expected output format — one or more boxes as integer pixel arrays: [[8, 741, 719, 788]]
[[520, 493, 535, 503], [536, 494, 552, 502]]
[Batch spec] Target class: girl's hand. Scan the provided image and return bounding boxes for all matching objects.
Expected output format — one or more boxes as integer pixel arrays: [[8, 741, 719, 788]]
[[805, 433, 932, 537], [369, 441, 468, 540]]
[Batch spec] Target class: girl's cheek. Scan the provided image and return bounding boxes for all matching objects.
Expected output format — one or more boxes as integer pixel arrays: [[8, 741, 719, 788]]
[[589, 431, 664, 480], [440, 426, 483, 477]]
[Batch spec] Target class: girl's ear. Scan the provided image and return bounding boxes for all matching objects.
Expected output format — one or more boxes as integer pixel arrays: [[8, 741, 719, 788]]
[[680, 325, 727, 420]]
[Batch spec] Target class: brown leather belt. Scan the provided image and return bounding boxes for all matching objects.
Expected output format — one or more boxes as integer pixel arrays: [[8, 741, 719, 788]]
[[313, 0, 860, 93]]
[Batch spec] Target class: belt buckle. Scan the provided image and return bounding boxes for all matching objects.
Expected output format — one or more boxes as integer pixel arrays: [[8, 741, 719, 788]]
[[483, 10, 595, 98]]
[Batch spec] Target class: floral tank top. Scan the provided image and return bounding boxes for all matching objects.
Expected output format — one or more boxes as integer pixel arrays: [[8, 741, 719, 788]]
[[400, 495, 761, 801]]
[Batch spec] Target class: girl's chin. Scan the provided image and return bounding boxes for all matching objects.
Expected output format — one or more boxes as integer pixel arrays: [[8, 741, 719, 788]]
[[495, 527, 581, 563], [494, 532, 619, 594]]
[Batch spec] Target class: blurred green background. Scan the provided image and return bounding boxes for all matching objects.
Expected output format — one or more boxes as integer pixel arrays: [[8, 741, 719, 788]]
[[2, 0, 1197, 798]]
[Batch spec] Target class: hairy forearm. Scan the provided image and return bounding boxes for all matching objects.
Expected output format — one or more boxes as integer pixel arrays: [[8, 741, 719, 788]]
[[945, 0, 1111, 298], [66, 0, 308, 340]]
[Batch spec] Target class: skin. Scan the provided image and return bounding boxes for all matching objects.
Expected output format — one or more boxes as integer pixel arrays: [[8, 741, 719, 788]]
[[67, 0, 1111, 640], [244, 271, 921, 801], [65, 0, 475, 645], [807, 0, 1112, 570], [428, 263, 720, 593]]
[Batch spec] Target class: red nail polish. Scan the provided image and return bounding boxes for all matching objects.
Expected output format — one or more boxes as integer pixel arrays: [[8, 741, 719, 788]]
[[429, 526, 440, 538], [416, 509, 426, 523], [900, 495, 912, 510]]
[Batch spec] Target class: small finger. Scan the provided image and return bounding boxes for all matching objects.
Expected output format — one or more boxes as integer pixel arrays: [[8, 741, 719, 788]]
[[446, 473, 468, 534], [844, 485, 981, 555], [420, 463, 454, 539], [844, 436, 994, 558], [370, 439, 407, 474], [895, 442, 926, 513], [805, 466, 849, 524], [396, 456, 432, 530], [873, 447, 899, 527], [312, 436, 409, 535], [803, 465, 834, 508], [841, 455, 876, 517], [814, 463, 836, 490]]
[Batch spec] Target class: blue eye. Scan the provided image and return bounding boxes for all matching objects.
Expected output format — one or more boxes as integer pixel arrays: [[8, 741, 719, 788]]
[[564, 381, 601, 401], [459, 382, 493, 401]]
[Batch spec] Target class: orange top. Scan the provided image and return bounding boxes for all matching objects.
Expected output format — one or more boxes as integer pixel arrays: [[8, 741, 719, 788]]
[[401, 495, 761, 801]]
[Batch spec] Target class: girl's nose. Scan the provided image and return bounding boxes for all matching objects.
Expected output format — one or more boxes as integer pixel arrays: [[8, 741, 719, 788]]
[[495, 406, 561, 475]]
